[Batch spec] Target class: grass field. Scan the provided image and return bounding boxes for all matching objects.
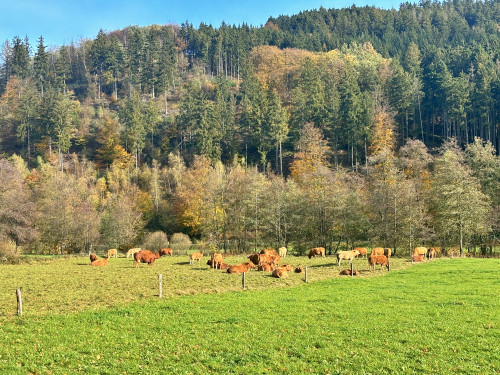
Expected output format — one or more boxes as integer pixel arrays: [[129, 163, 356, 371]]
[[0, 257, 499, 374]]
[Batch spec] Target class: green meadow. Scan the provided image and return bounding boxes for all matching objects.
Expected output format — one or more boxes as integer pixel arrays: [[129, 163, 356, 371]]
[[0, 257, 499, 374]]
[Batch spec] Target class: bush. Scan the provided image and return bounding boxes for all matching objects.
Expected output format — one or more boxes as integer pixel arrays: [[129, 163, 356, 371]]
[[170, 233, 192, 246], [142, 231, 169, 252], [0, 240, 20, 263]]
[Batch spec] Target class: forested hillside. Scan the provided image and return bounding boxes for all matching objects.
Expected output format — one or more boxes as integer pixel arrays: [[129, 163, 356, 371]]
[[0, 0, 498, 257]]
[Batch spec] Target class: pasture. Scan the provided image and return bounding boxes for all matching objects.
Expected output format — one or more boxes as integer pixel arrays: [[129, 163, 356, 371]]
[[0, 257, 499, 374]]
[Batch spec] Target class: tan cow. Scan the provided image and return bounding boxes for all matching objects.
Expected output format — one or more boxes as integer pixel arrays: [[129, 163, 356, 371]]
[[126, 248, 141, 258], [308, 247, 325, 259], [337, 250, 360, 266], [159, 248, 173, 257], [91, 258, 108, 266], [211, 253, 224, 269], [428, 248, 437, 259], [260, 248, 277, 257], [412, 255, 425, 262], [134, 250, 160, 268], [353, 247, 367, 258], [189, 251, 203, 264], [413, 247, 428, 258], [371, 248, 384, 256], [226, 262, 255, 274], [278, 247, 287, 258], [258, 263, 276, 272], [272, 268, 288, 278], [107, 249, 118, 258]]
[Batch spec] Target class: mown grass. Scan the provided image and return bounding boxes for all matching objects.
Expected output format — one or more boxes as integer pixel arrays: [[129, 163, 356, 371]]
[[0, 253, 410, 319], [0, 258, 499, 374]]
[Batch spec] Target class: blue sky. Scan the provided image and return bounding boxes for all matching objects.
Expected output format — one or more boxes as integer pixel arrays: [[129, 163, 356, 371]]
[[0, 0, 412, 49]]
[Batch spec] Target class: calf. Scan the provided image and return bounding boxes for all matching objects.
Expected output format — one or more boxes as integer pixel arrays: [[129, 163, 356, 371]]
[[294, 266, 305, 273], [134, 250, 160, 268], [159, 248, 173, 257], [258, 263, 276, 272], [337, 250, 360, 266], [412, 255, 425, 262], [368, 255, 389, 271], [91, 258, 108, 266], [339, 268, 359, 276], [211, 253, 224, 269], [271, 268, 288, 278], [126, 248, 141, 258], [189, 251, 203, 264], [278, 247, 287, 258], [308, 247, 325, 259], [107, 249, 118, 258], [89, 253, 98, 263], [226, 262, 255, 274], [353, 247, 367, 258]]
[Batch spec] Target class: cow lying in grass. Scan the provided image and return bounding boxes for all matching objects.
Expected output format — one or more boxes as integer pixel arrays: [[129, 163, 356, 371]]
[[189, 251, 203, 264], [134, 250, 160, 268], [89, 253, 98, 263], [337, 250, 360, 266], [368, 255, 389, 271], [126, 248, 141, 258], [258, 263, 276, 272], [412, 255, 425, 262], [308, 247, 325, 259], [272, 268, 288, 278], [339, 268, 359, 276], [226, 262, 255, 274], [159, 248, 173, 257], [91, 258, 107, 266]]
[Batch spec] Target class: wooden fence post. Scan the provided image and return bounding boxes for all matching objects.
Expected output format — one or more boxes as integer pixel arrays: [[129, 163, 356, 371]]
[[16, 288, 22, 316], [350, 262, 354, 277], [158, 274, 163, 298], [388, 258, 391, 271], [242, 272, 246, 289], [305, 266, 308, 283]]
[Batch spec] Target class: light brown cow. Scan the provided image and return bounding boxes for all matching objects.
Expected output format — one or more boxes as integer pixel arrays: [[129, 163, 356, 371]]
[[189, 251, 203, 264], [353, 247, 367, 258], [159, 248, 173, 257], [339, 268, 359, 276], [371, 248, 384, 256], [211, 253, 224, 269], [89, 253, 98, 263], [134, 250, 160, 268], [226, 261, 255, 274], [278, 247, 287, 258], [107, 249, 118, 258], [91, 258, 108, 266], [337, 250, 360, 266], [413, 247, 428, 258], [368, 255, 389, 271], [428, 248, 437, 259], [206, 259, 230, 269], [260, 248, 277, 257], [272, 268, 288, 278], [308, 247, 325, 259], [384, 248, 392, 258], [278, 264, 293, 272], [248, 253, 260, 265], [258, 263, 276, 272], [126, 248, 141, 258], [412, 255, 425, 262]]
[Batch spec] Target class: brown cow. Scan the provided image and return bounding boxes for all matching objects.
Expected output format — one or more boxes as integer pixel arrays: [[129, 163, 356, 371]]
[[339, 269, 359, 276], [278, 247, 287, 258], [353, 247, 367, 258], [428, 248, 437, 259], [211, 253, 224, 269], [259, 254, 281, 267], [89, 253, 98, 263], [260, 248, 277, 257], [91, 258, 108, 266], [371, 248, 384, 256], [107, 249, 118, 258], [206, 259, 229, 269], [308, 247, 325, 259], [248, 253, 260, 265], [226, 261, 255, 274], [278, 264, 293, 272], [258, 263, 276, 272], [272, 268, 288, 278], [294, 266, 305, 273], [159, 248, 173, 257], [412, 255, 425, 262], [189, 251, 203, 264], [384, 248, 392, 258], [134, 250, 160, 268], [337, 250, 360, 266], [368, 255, 389, 271], [413, 247, 427, 258], [126, 248, 141, 258]]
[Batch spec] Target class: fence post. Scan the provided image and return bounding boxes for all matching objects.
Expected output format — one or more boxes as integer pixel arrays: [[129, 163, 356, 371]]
[[388, 258, 391, 271], [305, 266, 308, 283], [350, 262, 354, 277], [16, 288, 22, 316], [242, 272, 246, 289], [158, 274, 163, 298]]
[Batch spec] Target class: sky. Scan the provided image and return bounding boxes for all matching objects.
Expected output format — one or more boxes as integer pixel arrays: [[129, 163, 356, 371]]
[[0, 0, 413, 49]]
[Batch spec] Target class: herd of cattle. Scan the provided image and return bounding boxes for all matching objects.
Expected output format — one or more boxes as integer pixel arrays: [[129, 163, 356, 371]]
[[88, 245, 439, 278]]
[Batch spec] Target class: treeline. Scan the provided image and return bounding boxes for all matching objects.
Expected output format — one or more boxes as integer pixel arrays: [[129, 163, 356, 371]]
[[0, 0, 499, 256], [0, 127, 498, 258]]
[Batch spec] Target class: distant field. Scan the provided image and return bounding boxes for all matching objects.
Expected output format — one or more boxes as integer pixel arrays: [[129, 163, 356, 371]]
[[0, 253, 410, 319], [0, 258, 499, 374]]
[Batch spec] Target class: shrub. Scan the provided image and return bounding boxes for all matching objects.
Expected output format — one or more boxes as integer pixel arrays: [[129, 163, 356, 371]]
[[170, 233, 192, 246], [142, 231, 169, 252], [0, 240, 20, 263]]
